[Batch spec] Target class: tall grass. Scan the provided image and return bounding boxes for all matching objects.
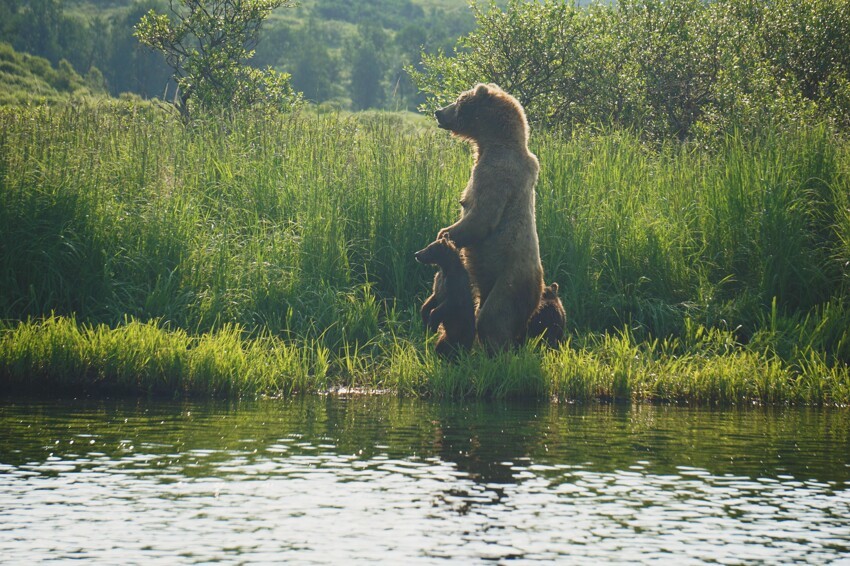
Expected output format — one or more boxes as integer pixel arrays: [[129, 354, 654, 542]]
[[1, 102, 849, 402], [0, 104, 465, 337], [2, 315, 848, 404]]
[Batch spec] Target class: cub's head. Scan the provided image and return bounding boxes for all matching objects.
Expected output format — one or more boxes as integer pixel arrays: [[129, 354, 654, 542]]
[[434, 83, 529, 145], [414, 237, 461, 268], [542, 282, 560, 301]]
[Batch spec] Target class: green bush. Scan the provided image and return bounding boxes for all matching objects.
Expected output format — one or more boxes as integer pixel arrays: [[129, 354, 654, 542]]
[[134, 0, 300, 120], [411, 0, 850, 141]]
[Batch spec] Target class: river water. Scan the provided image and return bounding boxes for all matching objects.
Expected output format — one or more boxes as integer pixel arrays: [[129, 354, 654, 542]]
[[1, 397, 848, 563]]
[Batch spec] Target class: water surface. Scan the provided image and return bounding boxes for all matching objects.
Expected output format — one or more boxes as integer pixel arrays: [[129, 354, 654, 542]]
[[1, 397, 849, 563]]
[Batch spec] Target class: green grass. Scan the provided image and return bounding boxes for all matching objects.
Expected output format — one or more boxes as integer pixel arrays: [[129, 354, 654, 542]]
[[2, 315, 848, 404], [1, 102, 849, 403]]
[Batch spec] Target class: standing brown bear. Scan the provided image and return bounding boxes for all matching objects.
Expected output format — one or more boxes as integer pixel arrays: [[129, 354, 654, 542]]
[[526, 282, 566, 348], [435, 83, 544, 352], [415, 237, 476, 359]]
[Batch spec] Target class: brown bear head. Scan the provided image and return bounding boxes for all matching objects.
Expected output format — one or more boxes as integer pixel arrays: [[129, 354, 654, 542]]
[[434, 83, 529, 146], [414, 237, 463, 270]]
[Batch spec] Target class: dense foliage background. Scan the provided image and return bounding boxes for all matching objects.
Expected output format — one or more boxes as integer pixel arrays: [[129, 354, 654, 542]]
[[0, 0, 473, 111], [3, 0, 849, 139], [413, 0, 850, 141]]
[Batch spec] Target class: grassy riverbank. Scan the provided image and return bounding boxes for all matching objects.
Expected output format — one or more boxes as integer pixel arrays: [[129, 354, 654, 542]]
[[2, 315, 848, 404], [1, 103, 849, 403]]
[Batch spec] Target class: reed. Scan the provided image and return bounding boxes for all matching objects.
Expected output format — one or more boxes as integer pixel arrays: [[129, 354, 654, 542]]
[[1, 102, 848, 403]]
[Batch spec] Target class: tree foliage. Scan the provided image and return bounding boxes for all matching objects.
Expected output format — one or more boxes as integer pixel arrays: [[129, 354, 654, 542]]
[[411, 0, 850, 140], [1, 0, 474, 112], [134, 0, 300, 119], [349, 24, 387, 110], [316, 0, 425, 30], [105, 1, 173, 99]]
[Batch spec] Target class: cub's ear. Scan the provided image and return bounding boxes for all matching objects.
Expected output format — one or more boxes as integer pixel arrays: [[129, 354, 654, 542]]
[[551, 282, 559, 293], [473, 83, 490, 99]]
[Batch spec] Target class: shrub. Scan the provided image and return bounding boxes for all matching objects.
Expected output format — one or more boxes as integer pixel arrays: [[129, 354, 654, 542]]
[[411, 0, 850, 141]]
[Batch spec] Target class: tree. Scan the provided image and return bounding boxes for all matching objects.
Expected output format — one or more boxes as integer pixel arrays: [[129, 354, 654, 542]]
[[0, 0, 22, 42], [390, 23, 428, 110], [107, 0, 173, 98], [411, 0, 850, 140], [411, 0, 620, 129], [134, 0, 299, 120], [288, 19, 339, 104], [16, 0, 62, 63], [349, 23, 386, 110]]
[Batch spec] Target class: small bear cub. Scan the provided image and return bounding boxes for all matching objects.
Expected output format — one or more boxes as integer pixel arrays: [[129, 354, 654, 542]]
[[526, 282, 566, 348], [414, 236, 476, 359]]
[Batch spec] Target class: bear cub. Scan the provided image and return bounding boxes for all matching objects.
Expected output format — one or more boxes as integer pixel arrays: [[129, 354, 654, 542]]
[[414, 237, 476, 359], [526, 282, 566, 348]]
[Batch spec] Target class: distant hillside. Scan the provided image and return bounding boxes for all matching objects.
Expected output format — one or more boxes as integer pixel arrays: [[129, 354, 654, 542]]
[[0, 42, 106, 105], [1, 0, 477, 110]]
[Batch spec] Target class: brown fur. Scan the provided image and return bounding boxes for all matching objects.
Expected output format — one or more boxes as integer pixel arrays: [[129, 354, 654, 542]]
[[415, 237, 476, 359], [434, 83, 544, 352], [526, 282, 566, 348]]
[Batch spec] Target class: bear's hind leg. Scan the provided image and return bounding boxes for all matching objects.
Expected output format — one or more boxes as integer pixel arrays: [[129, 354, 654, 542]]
[[435, 334, 460, 360], [476, 278, 538, 354]]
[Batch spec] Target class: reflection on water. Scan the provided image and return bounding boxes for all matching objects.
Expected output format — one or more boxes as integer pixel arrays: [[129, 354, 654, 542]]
[[1, 397, 848, 563]]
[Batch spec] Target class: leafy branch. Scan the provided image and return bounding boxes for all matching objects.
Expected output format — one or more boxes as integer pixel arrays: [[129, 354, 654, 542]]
[[135, 0, 300, 121]]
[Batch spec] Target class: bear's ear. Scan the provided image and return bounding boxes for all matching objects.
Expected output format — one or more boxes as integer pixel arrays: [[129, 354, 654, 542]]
[[550, 282, 559, 293], [473, 83, 490, 99]]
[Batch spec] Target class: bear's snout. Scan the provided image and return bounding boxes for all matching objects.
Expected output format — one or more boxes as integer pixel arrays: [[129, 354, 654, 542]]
[[434, 109, 447, 129], [434, 104, 456, 129]]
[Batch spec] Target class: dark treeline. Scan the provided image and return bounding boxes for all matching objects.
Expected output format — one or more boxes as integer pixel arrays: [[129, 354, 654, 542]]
[[0, 0, 473, 110]]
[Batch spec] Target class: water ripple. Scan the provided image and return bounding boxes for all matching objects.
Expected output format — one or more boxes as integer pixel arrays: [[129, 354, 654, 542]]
[[0, 397, 848, 563]]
